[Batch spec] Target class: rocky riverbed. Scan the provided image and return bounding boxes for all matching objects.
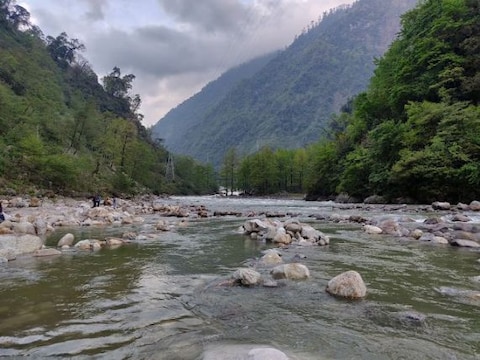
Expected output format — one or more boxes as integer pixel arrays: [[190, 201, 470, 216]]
[[1, 195, 480, 359]]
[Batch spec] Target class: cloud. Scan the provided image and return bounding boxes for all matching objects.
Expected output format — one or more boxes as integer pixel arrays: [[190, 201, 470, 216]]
[[157, 0, 252, 34], [84, 0, 108, 21], [23, 0, 355, 126]]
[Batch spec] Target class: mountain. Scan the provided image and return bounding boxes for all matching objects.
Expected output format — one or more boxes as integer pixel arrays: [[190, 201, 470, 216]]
[[152, 0, 418, 167], [0, 2, 216, 196], [304, 0, 480, 203], [151, 52, 278, 150]]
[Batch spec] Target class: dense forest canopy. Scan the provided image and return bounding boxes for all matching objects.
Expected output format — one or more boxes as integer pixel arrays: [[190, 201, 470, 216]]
[[0, 0, 217, 196], [224, 0, 480, 204]]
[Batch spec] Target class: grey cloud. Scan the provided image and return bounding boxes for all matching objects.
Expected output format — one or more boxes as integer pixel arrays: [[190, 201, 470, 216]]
[[157, 0, 253, 34], [87, 24, 249, 79], [84, 0, 108, 21]]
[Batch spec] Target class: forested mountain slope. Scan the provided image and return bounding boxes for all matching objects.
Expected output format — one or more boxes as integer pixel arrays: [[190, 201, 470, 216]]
[[304, 0, 480, 203], [154, 0, 418, 166], [151, 52, 278, 149], [0, 1, 216, 196]]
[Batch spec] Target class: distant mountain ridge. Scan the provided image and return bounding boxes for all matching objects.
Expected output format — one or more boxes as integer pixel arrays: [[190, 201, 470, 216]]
[[152, 0, 418, 166], [151, 52, 278, 147]]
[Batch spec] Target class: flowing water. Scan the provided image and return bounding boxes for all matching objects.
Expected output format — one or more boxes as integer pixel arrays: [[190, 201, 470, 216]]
[[0, 196, 479, 359]]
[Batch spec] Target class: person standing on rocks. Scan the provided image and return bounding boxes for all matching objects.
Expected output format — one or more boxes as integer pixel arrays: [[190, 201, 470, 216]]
[[0, 202, 6, 223], [92, 194, 101, 208]]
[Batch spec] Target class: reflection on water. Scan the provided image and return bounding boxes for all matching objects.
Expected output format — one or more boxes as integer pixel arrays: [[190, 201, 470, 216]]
[[0, 197, 479, 359]]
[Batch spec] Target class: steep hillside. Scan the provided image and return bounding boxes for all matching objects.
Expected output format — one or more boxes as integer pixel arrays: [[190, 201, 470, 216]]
[[151, 52, 278, 150], [0, 1, 216, 196], [156, 0, 418, 166]]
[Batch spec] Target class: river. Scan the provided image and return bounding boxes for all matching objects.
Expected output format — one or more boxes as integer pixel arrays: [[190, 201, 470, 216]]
[[0, 196, 479, 359]]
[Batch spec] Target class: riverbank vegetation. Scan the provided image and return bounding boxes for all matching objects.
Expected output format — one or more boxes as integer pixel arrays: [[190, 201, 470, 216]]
[[0, 0, 217, 197], [221, 0, 480, 204]]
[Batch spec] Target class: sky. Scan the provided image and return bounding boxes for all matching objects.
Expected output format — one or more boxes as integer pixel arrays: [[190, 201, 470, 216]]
[[20, 0, 354, 127]]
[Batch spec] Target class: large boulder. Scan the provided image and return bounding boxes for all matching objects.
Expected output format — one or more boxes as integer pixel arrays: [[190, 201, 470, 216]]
[[326, 270, 367, 299], [270, 263, 310, 280], [0, 234, 43, 256]]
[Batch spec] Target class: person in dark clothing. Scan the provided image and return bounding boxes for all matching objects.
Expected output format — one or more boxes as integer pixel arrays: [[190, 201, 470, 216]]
[[92, 194, 101, 208], [0, 203, 5, 223]]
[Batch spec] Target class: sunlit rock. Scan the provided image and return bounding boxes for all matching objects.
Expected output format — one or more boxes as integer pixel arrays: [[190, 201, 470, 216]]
[[326, 270, 367, 299], [258, 251, 283, 266], [450, 239, 480, 248], [272, 227, 292, 245], [12, 221, 36, 235], [57, 233, 75, 247], [364, 224, 383, 235], [232, 268, 262, 286], [432, 201, 451, 210], [270, 263, 310, 280]]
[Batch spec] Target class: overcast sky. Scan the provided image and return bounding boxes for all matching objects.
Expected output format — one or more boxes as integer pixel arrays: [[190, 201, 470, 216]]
[[20, 0, 354, 127]]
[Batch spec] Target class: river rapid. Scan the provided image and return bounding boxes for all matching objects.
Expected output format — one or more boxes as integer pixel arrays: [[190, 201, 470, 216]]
[[0, 196, 479, 359]]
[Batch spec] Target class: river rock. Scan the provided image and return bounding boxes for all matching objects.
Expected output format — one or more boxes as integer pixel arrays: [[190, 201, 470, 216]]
[[74, 239, 92, 250], [12, 221, 36, 235], [232, 268, 262, 286], [106, 237, 125, 247], [203, 345, 289, 360], [432, 201, 451, 210], [451, 214, 471, 222], [364, 224, 383, 234], [469, 200, 480, 211], [57, 233, 75, 247], [258, 251, 283, 266], [272, 227, 292, 245], [0, 234, 43, 256], [450, 239, 480, 248], [33, 248, 62, 257], [155, 219, 169, 231], [0, 248, 16, 261], [326, 270, 367, 299], [247, 347, 289, 360], [270, 263, 310, 280]]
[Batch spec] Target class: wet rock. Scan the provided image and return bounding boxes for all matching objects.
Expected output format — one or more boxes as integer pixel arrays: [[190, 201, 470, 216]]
[[0, 248, 16, 261], [155, 219, 169, 231], [451, 214, 471, 222], [450, 239, 480, 248], [397, 311, 427, 325], [105, 237, 125, 247], [258, 251, 283, 266], [0, 234, 43, 256], [432, 201, 451, 210], [410, 229, 423, 240], [57, 233, 75, 247], [33, 248, 62, 257], [424, 217, 442, 225], [469, 200, 480, 211], [364, 195, 387, 204], [272, 228, 292, 245], [270, 263, 310, 280], [364, 224, 383, 235], [247, 347, 289, 360], [203, 345, 289, 360], [232, 268, 262, 286], [326, 270, 367, 299]]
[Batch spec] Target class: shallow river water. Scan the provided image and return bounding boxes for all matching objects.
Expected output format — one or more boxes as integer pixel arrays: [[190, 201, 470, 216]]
[[0, 196, 479, 359]]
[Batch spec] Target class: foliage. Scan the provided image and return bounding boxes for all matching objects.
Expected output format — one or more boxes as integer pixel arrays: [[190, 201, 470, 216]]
[[0, 1, 217, 196], [305, 0, 480, 203]]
